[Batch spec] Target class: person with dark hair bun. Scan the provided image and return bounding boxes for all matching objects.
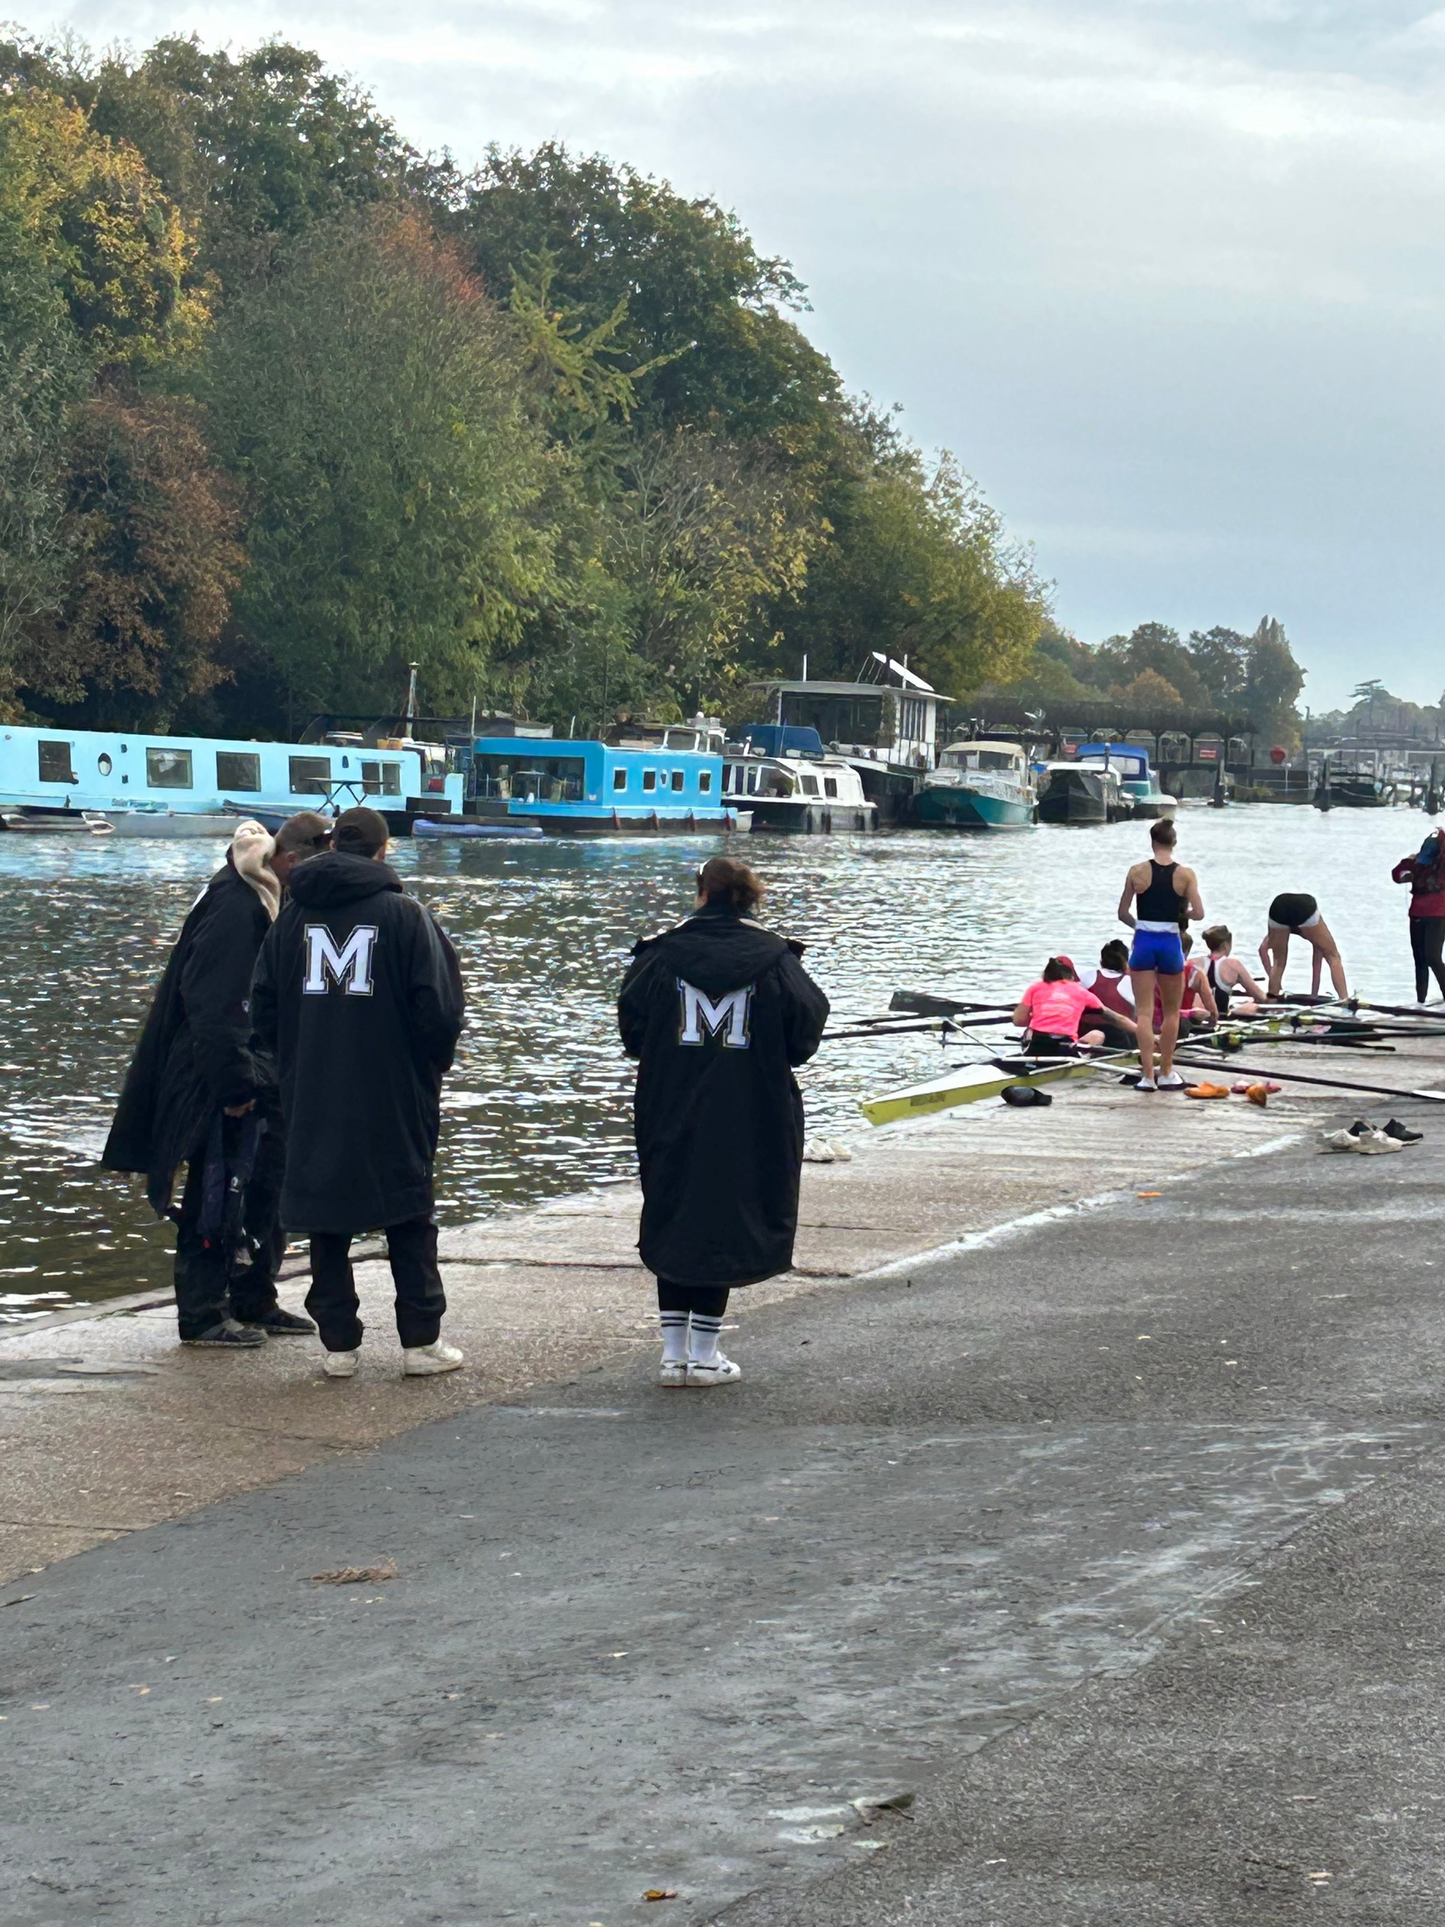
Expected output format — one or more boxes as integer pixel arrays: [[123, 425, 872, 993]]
[[618, 857, 830, 1387]]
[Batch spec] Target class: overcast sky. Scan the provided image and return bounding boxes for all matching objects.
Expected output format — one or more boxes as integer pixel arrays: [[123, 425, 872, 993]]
[[20, 1, 1445, 707]]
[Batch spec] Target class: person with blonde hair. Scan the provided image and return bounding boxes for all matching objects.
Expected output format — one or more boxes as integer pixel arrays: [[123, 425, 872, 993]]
[[103, 811, 332, 1346], [619, 856, 830, 1387]]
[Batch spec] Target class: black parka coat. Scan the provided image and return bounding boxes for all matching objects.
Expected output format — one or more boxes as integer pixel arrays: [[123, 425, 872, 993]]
[[102, 855, 275, 1212], [618, 905, 830, 1286], [248, 853, 464, 1235]]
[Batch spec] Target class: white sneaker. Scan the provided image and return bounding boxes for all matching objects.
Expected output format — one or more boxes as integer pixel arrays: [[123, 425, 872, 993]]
[[402, 1340, 465, 1376], [1135, 1076, 1157, 1092], [1355, 1129, 1404, 1155], [658, 1358, 688, 1387], [1157, 1071, 1186, 1091], [686, 1353, 742, 1387], [322, 1349, 360, 1378]]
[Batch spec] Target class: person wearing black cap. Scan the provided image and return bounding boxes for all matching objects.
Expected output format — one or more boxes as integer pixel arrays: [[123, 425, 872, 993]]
[[249, 806, 466, 1378]]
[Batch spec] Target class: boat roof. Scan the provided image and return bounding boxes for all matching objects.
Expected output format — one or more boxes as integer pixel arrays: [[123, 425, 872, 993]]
[[939, 738, 1027, 756]]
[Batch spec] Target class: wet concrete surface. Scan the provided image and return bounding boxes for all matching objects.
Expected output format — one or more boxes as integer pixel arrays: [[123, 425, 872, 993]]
[[0, 1064, 1306, 1586], [4, 1076, 1445, 1925]]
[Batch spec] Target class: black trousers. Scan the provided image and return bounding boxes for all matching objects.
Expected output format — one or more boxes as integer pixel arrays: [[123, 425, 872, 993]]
[[1410, 917, 1445, 1002], [656, 1280, 731, 1318], [307, 1218, 446, 1353], [174, 1117, 284, 1340]]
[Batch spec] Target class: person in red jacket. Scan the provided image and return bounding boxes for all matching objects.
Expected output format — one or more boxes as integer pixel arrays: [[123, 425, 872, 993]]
[[1393, 829, 1445, 1004]]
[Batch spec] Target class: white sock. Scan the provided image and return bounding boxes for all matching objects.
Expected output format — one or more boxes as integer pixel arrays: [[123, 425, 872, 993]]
[[660, 1312, 690, 1365], [688, 1314, 723, 1365]]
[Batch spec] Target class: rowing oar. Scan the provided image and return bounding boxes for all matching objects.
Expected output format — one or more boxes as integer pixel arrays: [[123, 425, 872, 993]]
[[1170, 1054, 1445, 1105], [889, 991, 1017, 1020]]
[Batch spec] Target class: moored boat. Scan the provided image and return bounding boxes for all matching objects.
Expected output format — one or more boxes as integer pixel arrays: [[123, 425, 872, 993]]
[[105, 809, 235, 838], [721, 726, 876, 832], [460, 719, 742, 836], [1035, 762, 1120, 825], [913, 740, 1035, 829], [1075, 742, 1173, 818], [0, 808, 113, 835]]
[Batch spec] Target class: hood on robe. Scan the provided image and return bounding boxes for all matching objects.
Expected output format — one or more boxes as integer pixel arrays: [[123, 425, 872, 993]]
[[229, 820, 281, 922]]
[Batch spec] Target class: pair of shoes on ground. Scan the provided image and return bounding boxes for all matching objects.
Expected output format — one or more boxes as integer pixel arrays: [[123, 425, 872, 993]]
[[1134, 1071, 1186, 1093], [1320, 1118, 1423, 1154], [803, 1138, 854, 1162], [658, 1354, 742, 1388], [323, 1340, 465, 1379], [183, 1305, 316, 1348]]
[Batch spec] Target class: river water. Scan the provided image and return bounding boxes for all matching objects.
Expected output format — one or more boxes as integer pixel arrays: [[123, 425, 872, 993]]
[[0, 805, 1433, 1322]]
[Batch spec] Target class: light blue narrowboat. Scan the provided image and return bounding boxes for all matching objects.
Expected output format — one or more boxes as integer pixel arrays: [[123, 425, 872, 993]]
[[463, 720, 742, 835], [0, 722, 465, 830]]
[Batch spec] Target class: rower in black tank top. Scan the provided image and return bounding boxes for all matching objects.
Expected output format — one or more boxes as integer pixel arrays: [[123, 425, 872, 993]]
[[1137, 860, 1181, 924]]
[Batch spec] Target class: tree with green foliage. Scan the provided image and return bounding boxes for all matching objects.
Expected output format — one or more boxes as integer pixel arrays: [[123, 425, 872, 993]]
[[18, 386, 244, 727], [205, 207, 558, 726], [0, 205, 86, 711], [771, 408, 1045, 697]]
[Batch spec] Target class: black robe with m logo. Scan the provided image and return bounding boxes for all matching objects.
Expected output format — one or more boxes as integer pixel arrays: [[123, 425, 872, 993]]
[[618, 905, 830, 1286]]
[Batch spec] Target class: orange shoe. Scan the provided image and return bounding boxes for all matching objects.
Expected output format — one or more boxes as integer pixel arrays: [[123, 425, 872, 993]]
[[1185, 1082, 1230, 1099]]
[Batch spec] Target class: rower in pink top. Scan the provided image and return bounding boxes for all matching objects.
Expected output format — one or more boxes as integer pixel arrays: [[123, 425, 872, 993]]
[[1012, 957, 1107, 1057]]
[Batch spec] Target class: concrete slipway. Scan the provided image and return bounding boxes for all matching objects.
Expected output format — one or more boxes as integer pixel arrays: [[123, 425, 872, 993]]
[[3, 1038, 1445, 1925]]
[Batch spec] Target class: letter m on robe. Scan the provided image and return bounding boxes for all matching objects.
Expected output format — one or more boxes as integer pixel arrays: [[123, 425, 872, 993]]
[[677, 978, 753, 1048], [303, 923, 379, 996]]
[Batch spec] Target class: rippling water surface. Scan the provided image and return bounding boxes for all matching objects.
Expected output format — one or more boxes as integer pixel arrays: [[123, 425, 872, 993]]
[[0, 805, 1432, 1319]]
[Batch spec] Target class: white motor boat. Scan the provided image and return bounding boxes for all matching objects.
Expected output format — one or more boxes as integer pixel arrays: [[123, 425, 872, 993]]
[[104, 809, 236, 838], [722, 738, 876, 832]]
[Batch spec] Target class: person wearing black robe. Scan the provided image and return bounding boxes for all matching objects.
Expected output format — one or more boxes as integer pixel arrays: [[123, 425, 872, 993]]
[[101, 815, 332, 1346], [618, 856, 830, 1387], [248, 807, 466, 1379]]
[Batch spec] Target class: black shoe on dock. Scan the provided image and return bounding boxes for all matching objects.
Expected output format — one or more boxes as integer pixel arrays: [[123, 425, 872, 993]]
[[241, 1306, 317, 1336], [1383, 1119, 1424, 1144], [182, 1320, 266, 1349]]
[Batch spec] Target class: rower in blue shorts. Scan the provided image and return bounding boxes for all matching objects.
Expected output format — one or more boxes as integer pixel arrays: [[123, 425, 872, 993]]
[[1117, 817, 1204, 1092]]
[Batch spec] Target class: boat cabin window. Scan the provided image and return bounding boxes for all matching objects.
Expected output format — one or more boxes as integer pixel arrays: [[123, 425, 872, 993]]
[[941, 748, 978, 769], [824, 776, 838, 798], [38, 740, 75, 784], [745, 765, 760, 795], [613, 767, 628, 792], [800, 773, 819, 796], [670, 770, 685, 792], [642, 769, 657, 793], [217, 751, 261, 792], [360, 760, 402, 796], [978, 750, 1018, 771], [97, 753, 112, 778], [508, 757, 585, 804], [698, 770, 712, 794], [289, 755, 332, 794], [760, 766, 795, 798], [147, 747, 193, 789]]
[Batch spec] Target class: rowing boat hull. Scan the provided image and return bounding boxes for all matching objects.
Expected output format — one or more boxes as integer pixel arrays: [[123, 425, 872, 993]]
[[858, 1056, 1107, 1126]]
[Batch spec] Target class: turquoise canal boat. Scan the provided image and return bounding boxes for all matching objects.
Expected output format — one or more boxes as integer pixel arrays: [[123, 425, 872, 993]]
[[913, 740, 1037, 829], [462, 720, 742, 836], [0, 722, 463, 831]]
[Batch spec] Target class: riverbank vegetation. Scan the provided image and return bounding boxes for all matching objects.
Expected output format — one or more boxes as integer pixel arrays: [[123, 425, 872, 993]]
[[0, 32, 1050, 737]]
